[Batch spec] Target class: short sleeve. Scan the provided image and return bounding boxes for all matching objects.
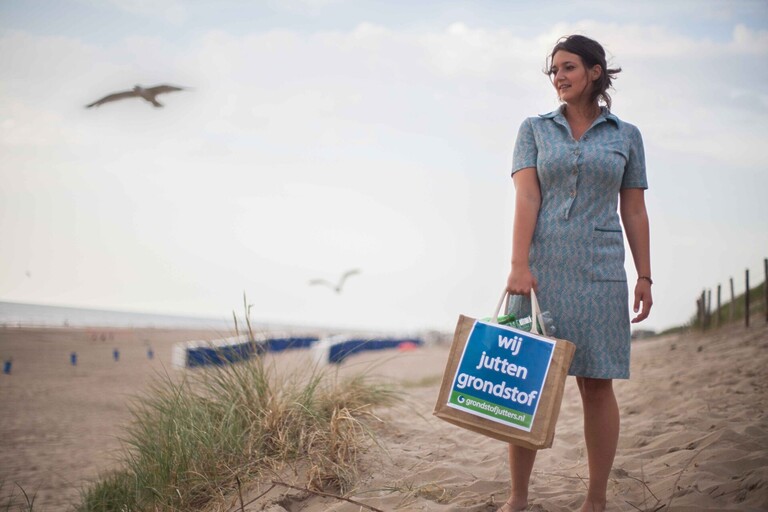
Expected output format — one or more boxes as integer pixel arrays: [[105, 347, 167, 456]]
[[512, 117, 537, 176], [621, 125, 648, 189]]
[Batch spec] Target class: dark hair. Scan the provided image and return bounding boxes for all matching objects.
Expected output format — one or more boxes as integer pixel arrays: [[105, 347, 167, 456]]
[[546, 35, 621, 109]]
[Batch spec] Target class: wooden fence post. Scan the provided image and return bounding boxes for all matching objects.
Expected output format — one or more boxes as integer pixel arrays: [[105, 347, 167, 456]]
[[696, 297, 701, 327], [764, 258, 767, 324], [700, 290, 706, 328], [716, 284, 721, 328], [745, 269, 750, 328], [729, 277, 735, 322]]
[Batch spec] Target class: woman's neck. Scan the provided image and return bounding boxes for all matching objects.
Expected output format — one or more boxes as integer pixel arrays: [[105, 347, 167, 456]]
[[563, 102, 601, 123]]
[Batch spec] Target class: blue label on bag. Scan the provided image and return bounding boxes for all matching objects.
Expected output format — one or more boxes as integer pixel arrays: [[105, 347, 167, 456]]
[[447, 320, 555, 431]]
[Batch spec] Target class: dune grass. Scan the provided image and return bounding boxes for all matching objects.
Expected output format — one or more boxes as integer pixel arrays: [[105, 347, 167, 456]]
[[1, 481, 36, 512], [77, 354, 396, 511], [703, 279, 765, 328], [658, 278, 766, 336]]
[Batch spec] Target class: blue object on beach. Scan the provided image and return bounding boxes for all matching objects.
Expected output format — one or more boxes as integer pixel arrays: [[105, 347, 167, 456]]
[[113, 348, 120, 362], [3, 360, 11, 374], [147, 347, 154, 360], [70, 352, 77, 366], [264, 336, 318, 353], [186, 340, 257, 368], [325, 336, 424, 365], [175, 335, 320, 369]]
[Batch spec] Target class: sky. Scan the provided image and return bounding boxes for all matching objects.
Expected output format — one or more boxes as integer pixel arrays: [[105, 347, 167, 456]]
[[1, 0, 767, 333]]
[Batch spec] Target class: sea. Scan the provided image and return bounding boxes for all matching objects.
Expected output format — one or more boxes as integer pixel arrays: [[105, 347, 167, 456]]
[[0, 301, 235, 330]]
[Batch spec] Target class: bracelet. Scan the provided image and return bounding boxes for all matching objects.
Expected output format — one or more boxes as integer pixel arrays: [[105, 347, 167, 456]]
[[638, 275, 653, 285]]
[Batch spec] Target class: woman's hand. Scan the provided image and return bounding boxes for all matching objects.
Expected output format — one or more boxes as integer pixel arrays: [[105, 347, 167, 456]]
[[631, 278, 653, 323], [506, 265, 537, 296]]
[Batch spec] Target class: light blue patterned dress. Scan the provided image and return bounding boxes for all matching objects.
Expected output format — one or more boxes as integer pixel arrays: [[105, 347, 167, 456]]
[[509, 106, 647, 379]]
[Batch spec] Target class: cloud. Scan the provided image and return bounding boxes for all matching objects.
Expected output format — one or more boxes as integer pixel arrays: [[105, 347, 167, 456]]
[[182, 20, 768, 170], [0, 98, 85, 147], [731, 23, 768, 52]]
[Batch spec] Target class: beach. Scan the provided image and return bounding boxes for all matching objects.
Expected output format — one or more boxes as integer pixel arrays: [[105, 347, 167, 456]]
[[1, 322, 767, 511]]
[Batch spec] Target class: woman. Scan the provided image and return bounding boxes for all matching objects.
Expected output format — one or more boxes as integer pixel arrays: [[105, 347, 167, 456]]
[[501, 35, 652, 512]]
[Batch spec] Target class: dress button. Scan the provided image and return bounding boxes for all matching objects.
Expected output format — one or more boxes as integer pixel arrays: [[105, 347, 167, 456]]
[[570, 190, 576, 197]]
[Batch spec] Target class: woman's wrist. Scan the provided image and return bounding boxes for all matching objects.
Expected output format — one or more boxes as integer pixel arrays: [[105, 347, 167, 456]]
[[638, 275, 653, 285]]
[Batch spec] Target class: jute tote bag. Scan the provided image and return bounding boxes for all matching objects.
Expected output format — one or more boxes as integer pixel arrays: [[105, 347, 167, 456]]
[[433, 290, 575, 450]]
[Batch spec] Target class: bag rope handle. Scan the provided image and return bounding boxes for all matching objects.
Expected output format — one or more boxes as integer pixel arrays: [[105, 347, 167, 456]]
[[491, 289, 548, 336]]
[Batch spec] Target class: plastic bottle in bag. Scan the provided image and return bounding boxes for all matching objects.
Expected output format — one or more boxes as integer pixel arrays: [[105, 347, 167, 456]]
[[485, 311, 557, 335]]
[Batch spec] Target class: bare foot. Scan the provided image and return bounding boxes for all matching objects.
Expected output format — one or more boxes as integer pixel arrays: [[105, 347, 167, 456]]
[[497, 497, 528, 512], [579, 499, 606, 512]]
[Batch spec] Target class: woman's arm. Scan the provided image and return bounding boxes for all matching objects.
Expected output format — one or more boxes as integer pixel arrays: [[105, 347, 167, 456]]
[[507, 167, 541, 295], [620, 188, 653, 323]]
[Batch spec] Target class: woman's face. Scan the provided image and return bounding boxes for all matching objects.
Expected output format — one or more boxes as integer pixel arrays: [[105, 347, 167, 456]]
[[550, 50, 600, 105]]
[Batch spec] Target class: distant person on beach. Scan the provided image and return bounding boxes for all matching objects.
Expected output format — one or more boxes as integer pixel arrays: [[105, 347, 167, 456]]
[[502, 35, 652, 512]]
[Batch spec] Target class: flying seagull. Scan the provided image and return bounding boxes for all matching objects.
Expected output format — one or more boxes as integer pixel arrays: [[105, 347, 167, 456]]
[[309, 268, 361, 294], [85, 84, 187, 108]]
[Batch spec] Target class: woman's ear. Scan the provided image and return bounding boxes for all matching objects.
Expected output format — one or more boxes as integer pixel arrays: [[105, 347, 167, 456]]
[[590, 64, 603, 82]]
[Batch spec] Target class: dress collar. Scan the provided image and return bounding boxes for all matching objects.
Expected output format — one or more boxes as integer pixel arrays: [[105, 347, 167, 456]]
[[539, 105, 619, 127]]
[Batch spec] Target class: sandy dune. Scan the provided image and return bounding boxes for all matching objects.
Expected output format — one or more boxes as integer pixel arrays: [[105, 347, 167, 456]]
[[1, 322, 766, 511]]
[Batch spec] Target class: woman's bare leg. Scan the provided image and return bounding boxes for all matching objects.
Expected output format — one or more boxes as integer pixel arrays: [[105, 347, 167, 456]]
[[576, 377, 619, 512], [498, 444, 537, 511]]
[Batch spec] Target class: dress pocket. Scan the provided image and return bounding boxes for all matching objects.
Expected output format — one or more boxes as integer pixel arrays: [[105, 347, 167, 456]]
[[591, 228, 627, 282]]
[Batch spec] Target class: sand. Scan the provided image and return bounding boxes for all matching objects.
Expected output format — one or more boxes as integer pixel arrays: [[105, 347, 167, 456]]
[[1, 322, 767, 511], [0, 326, 232, 510]]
